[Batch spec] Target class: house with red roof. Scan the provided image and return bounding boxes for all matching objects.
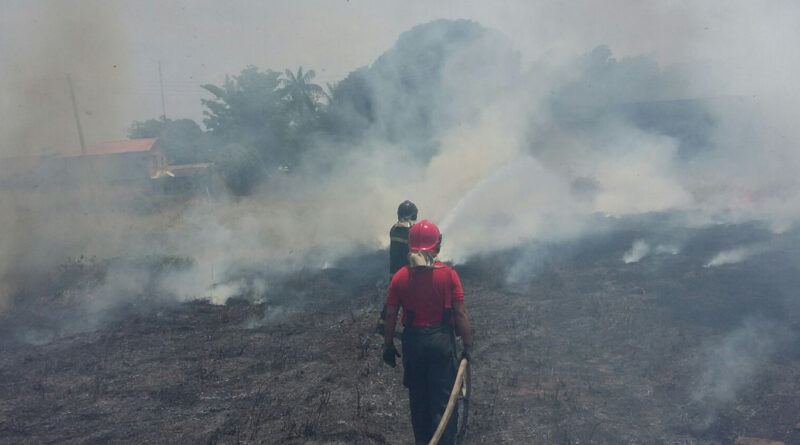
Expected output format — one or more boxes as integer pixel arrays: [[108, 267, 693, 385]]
[[1, 138, 214, 192], [50, 138, 168, 183]]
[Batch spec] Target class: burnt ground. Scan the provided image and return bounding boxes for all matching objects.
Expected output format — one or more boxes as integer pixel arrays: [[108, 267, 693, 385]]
[[2, 223, 800, 444]]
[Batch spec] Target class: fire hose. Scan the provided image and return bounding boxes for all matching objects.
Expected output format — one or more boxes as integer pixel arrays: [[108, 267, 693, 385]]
[[429, 357, 470, 445]]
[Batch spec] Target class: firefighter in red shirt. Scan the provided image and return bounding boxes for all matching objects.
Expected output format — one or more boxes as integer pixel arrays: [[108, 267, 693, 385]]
[[382, 220, 473, 445]]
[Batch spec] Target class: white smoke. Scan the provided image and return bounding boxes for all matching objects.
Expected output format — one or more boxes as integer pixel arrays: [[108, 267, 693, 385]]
[[623, 240, 651, 264], [654, 244, 680, 255], [704, 245, 761, 268], [623, 240, 681, 264], [691, 319, 789, 425], [3, 3, 800, 336], [0, 1, 137, 157]]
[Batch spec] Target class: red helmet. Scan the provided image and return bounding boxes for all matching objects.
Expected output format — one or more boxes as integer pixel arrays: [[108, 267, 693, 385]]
[[408, 219, 441, 252]]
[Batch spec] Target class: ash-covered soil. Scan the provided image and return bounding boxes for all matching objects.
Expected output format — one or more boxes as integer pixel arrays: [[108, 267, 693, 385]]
[[2, 224, 800, 444]]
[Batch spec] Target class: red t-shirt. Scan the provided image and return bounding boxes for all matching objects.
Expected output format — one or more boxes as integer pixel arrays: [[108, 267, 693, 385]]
[[386, 263, 464, 327]]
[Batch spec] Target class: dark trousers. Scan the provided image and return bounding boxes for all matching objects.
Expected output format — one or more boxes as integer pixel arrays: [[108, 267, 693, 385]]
[[402, 325, 458, 445]]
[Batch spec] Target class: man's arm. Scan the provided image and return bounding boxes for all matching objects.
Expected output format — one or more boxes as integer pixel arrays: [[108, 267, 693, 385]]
[[384, 304, 400, 345], [452, 301, 472, 347]]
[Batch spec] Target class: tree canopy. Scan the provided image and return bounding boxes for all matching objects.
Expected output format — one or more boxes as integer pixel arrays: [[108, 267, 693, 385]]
[[126, 20, 519, 195], [201, 66, 286, 155], [278, 67, 325, 120]]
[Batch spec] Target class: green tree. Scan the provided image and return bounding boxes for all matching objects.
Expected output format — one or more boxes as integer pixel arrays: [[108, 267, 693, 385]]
[[318, 67, 374, 142], [127, 116, 168, 139], [278, 67, 325, 119], [201, 66, 287, 164], [323, 82, 338, 104]]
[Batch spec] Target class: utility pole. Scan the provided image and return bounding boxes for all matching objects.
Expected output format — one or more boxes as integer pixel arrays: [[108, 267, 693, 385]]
[[67, 74, 98, 223], [159, 61, 167, 118], [67, 74, 87, 156]]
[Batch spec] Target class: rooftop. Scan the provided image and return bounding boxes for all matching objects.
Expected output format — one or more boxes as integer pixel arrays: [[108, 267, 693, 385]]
[[60, 138, 159, 158]]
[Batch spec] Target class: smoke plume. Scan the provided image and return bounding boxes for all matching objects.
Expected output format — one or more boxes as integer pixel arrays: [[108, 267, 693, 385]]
[[1, 0, 135, 157], [623, 240, 651, 264], [691, 318, 790, 425], [704, 245, 761, 268], [2, 3, 800, 344]]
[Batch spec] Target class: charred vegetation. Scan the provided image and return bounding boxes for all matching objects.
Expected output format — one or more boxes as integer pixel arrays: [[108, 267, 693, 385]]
[[1, 222, 799, 444]]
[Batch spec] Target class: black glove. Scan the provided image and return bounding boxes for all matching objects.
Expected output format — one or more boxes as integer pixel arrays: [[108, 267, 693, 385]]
[[461, 344, 473, 363], [382, 342, 400, 367]]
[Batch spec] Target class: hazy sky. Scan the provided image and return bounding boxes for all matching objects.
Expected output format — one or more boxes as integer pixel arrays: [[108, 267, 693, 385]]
[[1, 0, 798, 155]]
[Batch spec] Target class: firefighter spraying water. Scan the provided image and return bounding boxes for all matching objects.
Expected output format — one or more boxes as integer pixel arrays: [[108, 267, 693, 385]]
[[376, 200, 418, 335]]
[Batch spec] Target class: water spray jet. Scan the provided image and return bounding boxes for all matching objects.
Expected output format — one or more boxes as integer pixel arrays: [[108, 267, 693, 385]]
[[439, 157, 539, 235]]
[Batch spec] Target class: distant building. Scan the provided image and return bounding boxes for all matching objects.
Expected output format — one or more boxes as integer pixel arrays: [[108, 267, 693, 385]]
[[1, 138, 216, 192], [49, 138, 168, 184]]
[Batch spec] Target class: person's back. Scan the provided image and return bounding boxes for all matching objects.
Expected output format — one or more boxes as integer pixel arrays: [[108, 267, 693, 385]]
[[389, 200, 417, 274], [389, 264, 460, 327], [377, 200, 418, 335], [389, 220, 413, 275], [381, 220, 472, 445]]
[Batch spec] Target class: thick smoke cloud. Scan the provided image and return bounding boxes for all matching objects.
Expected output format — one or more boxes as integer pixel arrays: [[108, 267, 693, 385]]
[[0, 0, 137, 310], [0, 1, 135, 156], [296, 18, 800, 264], [1, 4, 798, 435], [2, 3, 800, 340]]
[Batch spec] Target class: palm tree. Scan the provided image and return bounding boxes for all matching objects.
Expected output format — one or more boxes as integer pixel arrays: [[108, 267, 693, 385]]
[[279, 67, 325, 118], [323, 81, 338, 105]]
